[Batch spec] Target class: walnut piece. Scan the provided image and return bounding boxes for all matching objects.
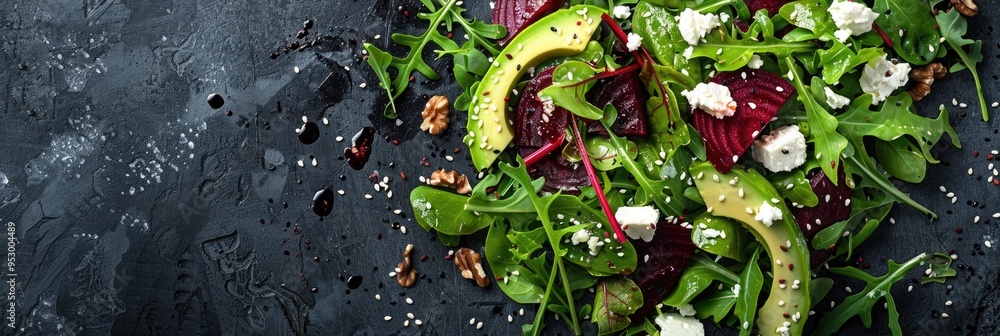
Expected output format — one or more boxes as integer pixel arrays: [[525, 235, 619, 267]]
[[908, 63, 947, 102], [454, 247, 490, 288], [396, 244, 417, 288], [420, 95, 450, 135], [428, 169, 472, 195], [951, 0, 978, 17]]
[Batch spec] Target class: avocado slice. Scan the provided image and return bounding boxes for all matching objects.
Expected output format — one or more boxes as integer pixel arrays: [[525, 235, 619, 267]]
[[689, 161, 811, 336], [466, 5, 606, 170]]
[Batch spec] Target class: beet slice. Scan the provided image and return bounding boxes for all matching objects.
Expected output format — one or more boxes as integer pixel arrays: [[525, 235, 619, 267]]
[[586, 71, 650, 137], [514, 67, 571, 148], [629, 223, 696, 319], [691, 69, 794, 173], [518, 147, 590, 192], [492, 0, 564, 47], [791, 167, 852, 239]]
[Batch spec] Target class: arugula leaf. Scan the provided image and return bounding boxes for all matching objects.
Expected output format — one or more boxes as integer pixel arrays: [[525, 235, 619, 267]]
[[446, 42, 490, 111], [936, 9, 989, 121], [811, 193, 893, 251], [631, 1, 702, 80], [768, 170, 819, 207], [663, 253, 740, 307], [872, 0, 940, 66], [815, 40, 882, 85], [778, 1, 836, 39], [921, 252, 957, 284], [815, 253, 948, 336], [486, 221, 550, 304], [874, 138, 927, 183], [363, 0, 504, 118], [734, 246, 764, 336], [837, 93, 960, 164], [593, 276, 643, 335], [785, 60, 849, 185], [539, 61, 605, 120], [692, 11, 817, 72], [843, 139, 934, 217], [693, 285, 737, 323]]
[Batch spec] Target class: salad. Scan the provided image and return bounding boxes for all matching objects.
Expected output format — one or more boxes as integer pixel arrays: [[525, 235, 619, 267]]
[[364, 0, 985, 335]]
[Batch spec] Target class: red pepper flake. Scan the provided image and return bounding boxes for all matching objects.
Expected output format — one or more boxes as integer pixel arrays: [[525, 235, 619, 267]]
[[783, 313, 791, 318], [576, 21, 581, 26], [403, 10, 410, 17], [988, 154, 995, 160], [408, 76, 415, 82], [787, 263, 794, 271], [399, 171, 407, 179], [482, 91, 490, 96], [778, 279, 786, 284], [604, 231, 610, 238], [779, 245, 789, 252], [420, 255, 428, 262], [444, 254, 453, 260], [453, 148, 461, 153], [831, 160, 837, 169], [956, 227, 964, 234], [420, 157, 430, 166], [503, 97, 510, 102], [974, 150, 980, 158], [377, 233, 382, 240], [993, 179, 999, 186], [391, 139, 400, 145], [504, 54, 513, 60], [496, 276, 503, 280], [446, 32, 452, 39]]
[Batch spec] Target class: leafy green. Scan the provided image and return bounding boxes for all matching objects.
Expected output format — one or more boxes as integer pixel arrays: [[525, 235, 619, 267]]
[[363, 0, 505, 118], [936, 9, 989, 121], [631, 1, 702, 80], [663, 253, 740, 307], [778, 1, 835, 39], [815, 253, 951, 336], [734, 246, 764, 336], [691, 11, 817, 72], [874, 138, 926, 183], [921, 252, 957, 284], [815, 41, 882, 85], [539, 61, 605, 120], [593, 276, 643, 335], [691, 213, 751, 262], [786, 60, 848, 185], [693, 285, 737, 323], [811, 193, 893, 251], [768, 170, 819, 207], [872, 0, 940, 66], [447, 42, 490, 111], [837, 93, 960, 164]]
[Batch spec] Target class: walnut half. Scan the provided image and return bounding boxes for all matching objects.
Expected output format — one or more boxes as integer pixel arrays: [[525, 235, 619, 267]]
[[951, 0, 978, 17], [396, 244, 417, 288], [428, 169, 472, 195], [908, 63, 947, 102], [420, 95, 450, 135], [454, 247, 490, 288]]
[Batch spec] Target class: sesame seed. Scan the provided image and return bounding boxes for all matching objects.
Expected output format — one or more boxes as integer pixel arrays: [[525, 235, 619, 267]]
[[945, 300, 953, 306], [376, 294, 382, 300], [960, 103, 968, 108], [365, 194, 373, 200], [470, 318, 476, 325], [508, 315, 513, 323], [415, 320, 422, 326], [975, 216, 981, 223], [337, 190, 345, 195], [719, 195, 726, 202], [845, 286, 853, 293], [986, 240, 993, 248], [907, 285, 913, 292], [519, 308, 525, 316], [336, 136, 344, 142], [406, 298, 413, 304], [942, 313, 950, 318], [400, 226, 407, 234], [384, 316, 392, 321], [477, 322, 484, 330], [786, 183, 794, 190], [939, 186, 947, 192]]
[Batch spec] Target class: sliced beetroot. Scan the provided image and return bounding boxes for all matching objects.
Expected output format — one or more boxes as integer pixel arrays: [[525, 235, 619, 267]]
[[691, 69, 794, 173], [518, 147, 590, 192], [492, 0, 564, 47], [735, 0, 792, 32], [586, 71, 650, 137], [514, 67, 571, 148], [791, 166, 852, 239], [629, 223, 696, 319]]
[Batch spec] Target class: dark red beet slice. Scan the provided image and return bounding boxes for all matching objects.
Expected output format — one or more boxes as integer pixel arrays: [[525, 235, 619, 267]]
[[735, 0, 792, 32], [515, 67, 571, 148], [629, 223, 696, 319], [691, 69, 794, 173], [517, 147, 589, 192], [492, 0, 564, 46], [586, 71, 650, 136], [791, 167, 852, 239]]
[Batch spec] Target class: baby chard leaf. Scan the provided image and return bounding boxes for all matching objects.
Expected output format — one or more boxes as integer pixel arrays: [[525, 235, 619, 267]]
[[785, 60, 848, 185], [872, 0, 940, 66], [735, 246, 764, 336], [593, 276, 643, 335], [539, 61, 604, 120], [936, 9, 989, 121]]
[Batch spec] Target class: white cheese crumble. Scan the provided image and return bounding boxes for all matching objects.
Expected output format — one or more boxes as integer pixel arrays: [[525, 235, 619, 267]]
[[747, 54, 764, 69], [681, 82, 737, 119], [675, 8, 721, 46], [539, 95, 556, 114], [613, 5, 631, 20], [751, 125, 808, 172], [677, 304, 697, 317], [615, 206, 659, 242], [654, 313, 705, 336], [626, 32, 643, 52], [860, 55, 911, 105], [755, 201, 784, 227], [824, 87, 851, 109], [586, 236, 604, 256], [571, 229, 591, 245], [828, 0, 878, 42]]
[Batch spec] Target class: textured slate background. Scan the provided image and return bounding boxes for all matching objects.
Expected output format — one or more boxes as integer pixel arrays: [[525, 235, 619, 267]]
[[0, 0, 998, 335]]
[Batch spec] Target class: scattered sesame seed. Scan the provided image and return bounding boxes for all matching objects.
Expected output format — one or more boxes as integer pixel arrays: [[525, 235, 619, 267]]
[[907, 285, 913, 292], [942, 312, 950, 318], [945, 300, 953, 306], [400, 226, 407, 234], [384, 316, 392, 321], [403, 320, 410, 327], [477, 322, 484, 330], [519, 308, 525, 316], [360, 83, 367, 88], [376, 294, 382, 300], [845, 286, 853, 293], [445, 155, 454, 161], [975, 216, 981, 223], [508, 315, 513, 323], [470, 318, 476, 325], [365, 194, 373, 200], [336, 136, 344, 142], [405, 298, 413, 305], [415, 319, 423, 326]]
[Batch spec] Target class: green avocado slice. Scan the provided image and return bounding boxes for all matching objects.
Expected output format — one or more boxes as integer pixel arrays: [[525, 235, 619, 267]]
[[465, 5, 606, 170], [690, 161, 811, 336]]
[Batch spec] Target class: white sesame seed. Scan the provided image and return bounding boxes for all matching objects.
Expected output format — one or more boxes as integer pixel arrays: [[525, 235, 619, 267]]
[[400, 226, 407, 234], [404, 320, 410, 327], [477, 322, 484, 330], [907, 285, 913, 292], [719, 195, 726, 202], [993, 102, 1000, 108], [365, 194, 373, 200], [975, 216, 981, 223], [360, 83, 367, 88], [942, 312, 950, 318], [845, 286, 853, 293], [508, 315, 513, 323], [786, 183, 794, 190], [376, 294, 382, 300], [519, 308, 524, 316], [415, 319, 422, 326], [952, 197, 958, 204], [470, 318, 476, 325], [939, 185, 948, 192], [946, 192, 955, 198], [297, 160, 304, 167], [336, 136, 344, 142], [969, 168, 975, 175], [952, 98, 958, 106], [960, 103, 968, 108], [445, 155, 454, 161], [986, 240, 993, 248], [389, 271, 397, 277], [945, 300, 953, 306], [384, 316, 392, 321]]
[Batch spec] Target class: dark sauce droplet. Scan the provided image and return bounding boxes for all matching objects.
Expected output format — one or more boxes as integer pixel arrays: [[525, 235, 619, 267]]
[[312, 188, 335, 216], [207, 93, 225, 109], [347, 276, 363, 289], [345, 126, 375, 170], [297, 122, 320, 144]]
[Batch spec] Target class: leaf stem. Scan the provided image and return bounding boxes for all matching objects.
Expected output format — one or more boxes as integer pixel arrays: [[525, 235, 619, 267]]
[[529, 258, 562, 336], [946, 39, 989, 121], [570, 115, 628, 243], [523, 133, 566, 167], [556, 259, 582, 335]]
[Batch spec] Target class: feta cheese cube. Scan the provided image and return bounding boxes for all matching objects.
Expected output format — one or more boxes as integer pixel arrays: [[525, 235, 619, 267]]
[[654, 313, 705, 336], [675, 8, 721, 46], [612, 5, 631, 20], [752, 125, 807, 172], [747, 54, 764, 69], [824, 87, 850, 109], [681, 83, 737, 119], [860, 55, 910, 105], [755, 201, 784, 227], [571, 229, 591, 245], [626, 33, 642, 52], [616, 206, 659, 242], [828, 0, 878, 42], [586, 236, 604, 256]]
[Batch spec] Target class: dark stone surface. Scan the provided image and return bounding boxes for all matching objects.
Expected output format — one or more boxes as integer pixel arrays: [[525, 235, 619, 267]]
[[0, 0, 997, 335]]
